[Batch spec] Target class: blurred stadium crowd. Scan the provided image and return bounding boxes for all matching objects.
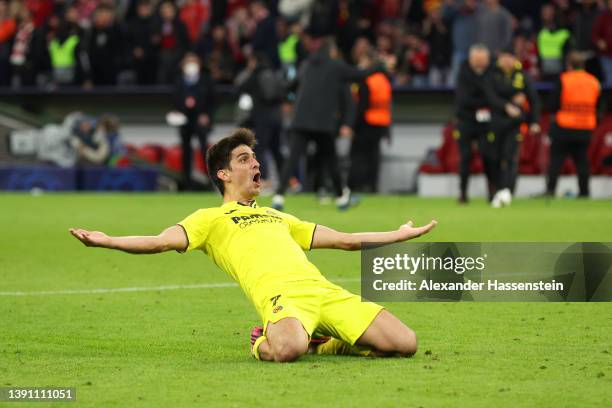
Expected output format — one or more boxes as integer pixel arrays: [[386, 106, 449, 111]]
[[2, 0, 612, 89]]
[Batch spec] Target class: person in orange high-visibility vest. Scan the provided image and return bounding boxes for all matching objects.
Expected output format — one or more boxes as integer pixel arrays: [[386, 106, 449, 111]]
[[547, 51, 602, 197], [348, 48, 392, 193]]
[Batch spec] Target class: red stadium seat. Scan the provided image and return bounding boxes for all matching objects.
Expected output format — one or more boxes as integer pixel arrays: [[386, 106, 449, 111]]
[[135, 144, 164, 163], [163, 146, 183, 173]]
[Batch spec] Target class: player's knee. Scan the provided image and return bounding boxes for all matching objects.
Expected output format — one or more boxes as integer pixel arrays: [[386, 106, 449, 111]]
[[395, 329, 418, 356], [272, 340, 308, 362]]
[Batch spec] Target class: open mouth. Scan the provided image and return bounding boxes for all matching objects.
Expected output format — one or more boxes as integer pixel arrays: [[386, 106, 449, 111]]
[[253, 172, 261, 184]]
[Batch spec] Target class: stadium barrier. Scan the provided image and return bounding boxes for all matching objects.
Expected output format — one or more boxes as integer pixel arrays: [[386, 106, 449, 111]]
[[0, 166, 159, 192]]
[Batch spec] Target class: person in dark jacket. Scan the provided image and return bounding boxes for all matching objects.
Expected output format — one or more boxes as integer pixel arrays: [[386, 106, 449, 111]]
[[84, 5, 124, 85], [455, 44, 494, 203], [173, 52, 215, 190], [125, 0, 156, 85], [236, 52, 285, 189], [485, 48, 541, 208], [153, 0, 188, 84], [271, 38, 366, 211]]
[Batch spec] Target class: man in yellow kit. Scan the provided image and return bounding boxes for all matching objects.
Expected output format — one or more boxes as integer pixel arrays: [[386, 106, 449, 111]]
[[70, 128, 437, 362]]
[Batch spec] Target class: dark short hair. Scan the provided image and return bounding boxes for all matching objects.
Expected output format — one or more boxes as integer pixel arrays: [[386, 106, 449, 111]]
[[566, 51, 585, 70], [206, 128, 256, 195]]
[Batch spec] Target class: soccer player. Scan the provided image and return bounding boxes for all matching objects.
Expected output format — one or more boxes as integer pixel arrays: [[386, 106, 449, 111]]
[[70, 129, 437, 362]]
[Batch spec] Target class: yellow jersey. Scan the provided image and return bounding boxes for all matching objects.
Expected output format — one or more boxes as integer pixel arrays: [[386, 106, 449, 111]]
[[178, 200, 325, 308]]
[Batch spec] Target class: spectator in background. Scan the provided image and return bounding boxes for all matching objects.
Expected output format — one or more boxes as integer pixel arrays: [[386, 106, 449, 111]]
[[250, 0, 279, 68], [224, 5, 253, 65], [0, 0, 17, 86], [537, 3, 570, 80], [199, 24, 236, 83], [551, 0, 575, 29], [152, 0, 188, 84], [303, 0, 339, 37], [173, 52, 215, 190], [126, 0, 156, 85], [85, 5, 123, 85], [442, 0, 479, 86], [592, 0, 612, 87], [572, 0, 600, 79], [396, 31, 429, 87], [236, 52, 285, 192], [348, 46, 392, 193], [375, 34, 397, 76], [476, 0, 514, 56], [10, 5, 46, 86], [180, 0, 210, 46], [74, 0, 100, 29], [25, 0, 53, 28], [335, 0, 374, 59], [513, 32, 539, 80], [423, 5, 451, 87]]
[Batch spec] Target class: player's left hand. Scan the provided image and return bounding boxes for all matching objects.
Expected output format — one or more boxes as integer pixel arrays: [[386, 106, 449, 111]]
[[398, 220, 437, 240], [69, 228, 111, 248]]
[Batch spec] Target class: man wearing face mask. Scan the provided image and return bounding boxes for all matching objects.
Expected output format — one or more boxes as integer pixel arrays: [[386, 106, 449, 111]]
[[174, 52, 215, 190]]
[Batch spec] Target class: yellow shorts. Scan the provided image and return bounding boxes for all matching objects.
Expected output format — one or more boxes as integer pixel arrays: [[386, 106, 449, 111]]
[[258, 280, 384, 345]]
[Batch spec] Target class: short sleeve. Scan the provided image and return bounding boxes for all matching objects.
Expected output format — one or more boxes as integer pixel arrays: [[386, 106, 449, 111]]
[[177, 209, 211, 252], [282, 212, 316, 251]]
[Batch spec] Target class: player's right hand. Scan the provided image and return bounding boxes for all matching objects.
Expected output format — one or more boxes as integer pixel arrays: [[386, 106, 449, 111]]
[[398, 220, 438, 240], [69, 228, 111, 248]]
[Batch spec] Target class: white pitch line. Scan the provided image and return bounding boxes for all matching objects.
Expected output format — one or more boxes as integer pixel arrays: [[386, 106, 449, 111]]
[[0, 278, 361, 297]]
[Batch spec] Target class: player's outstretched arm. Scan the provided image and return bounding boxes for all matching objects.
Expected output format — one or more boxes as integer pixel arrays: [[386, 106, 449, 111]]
[[69, 225, 188, 254], [311, 220, 437, 251]]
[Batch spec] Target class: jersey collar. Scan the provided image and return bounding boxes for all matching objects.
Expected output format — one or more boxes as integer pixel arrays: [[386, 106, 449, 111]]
[[223, 200, 258, 209]]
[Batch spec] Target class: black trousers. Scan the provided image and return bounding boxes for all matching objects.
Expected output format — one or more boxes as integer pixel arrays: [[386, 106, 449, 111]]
[[179, 120, 209, 184], [253, 113, 283, 180], [547, 125, 591, 197], [348, 124, 386, 193], [276, 130, 343, 197], [490, 120, 521, 192], [457, 122, 497, 199]]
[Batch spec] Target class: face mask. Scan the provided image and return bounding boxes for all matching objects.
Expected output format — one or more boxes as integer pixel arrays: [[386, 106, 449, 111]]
[[183, 62, 200, 77]]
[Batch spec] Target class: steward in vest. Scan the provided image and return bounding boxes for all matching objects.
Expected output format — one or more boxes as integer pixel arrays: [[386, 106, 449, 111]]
[[47, 20, 84, 86], [547, 51, 602, 197], [348, 48, 392, 193], [485, 47, 541, 208], [537, 3, 570, 79], [454, 44, 495, 203]]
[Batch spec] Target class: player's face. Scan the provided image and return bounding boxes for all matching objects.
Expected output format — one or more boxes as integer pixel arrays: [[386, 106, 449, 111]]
[[227, 145, 261, 197]]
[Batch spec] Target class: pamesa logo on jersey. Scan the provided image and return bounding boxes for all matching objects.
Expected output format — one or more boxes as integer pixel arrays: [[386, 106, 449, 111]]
[[230, 213, 284, 229]]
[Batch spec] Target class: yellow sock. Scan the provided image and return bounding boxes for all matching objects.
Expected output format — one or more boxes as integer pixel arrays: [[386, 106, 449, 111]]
[[252, 335, 267, 360], [315, 338, 373, 357]]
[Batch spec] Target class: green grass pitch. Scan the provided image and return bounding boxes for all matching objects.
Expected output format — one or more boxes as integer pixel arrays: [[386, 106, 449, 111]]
[[1, 193, 611, 407]]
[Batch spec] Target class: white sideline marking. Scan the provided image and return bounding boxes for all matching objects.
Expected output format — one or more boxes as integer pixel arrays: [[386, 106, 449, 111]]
[[0, 278, 361, 297]]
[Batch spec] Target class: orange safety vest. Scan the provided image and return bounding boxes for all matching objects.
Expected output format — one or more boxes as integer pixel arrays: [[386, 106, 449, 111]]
[[364, 72, 392, 126], [556, 70, 600, 130]]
